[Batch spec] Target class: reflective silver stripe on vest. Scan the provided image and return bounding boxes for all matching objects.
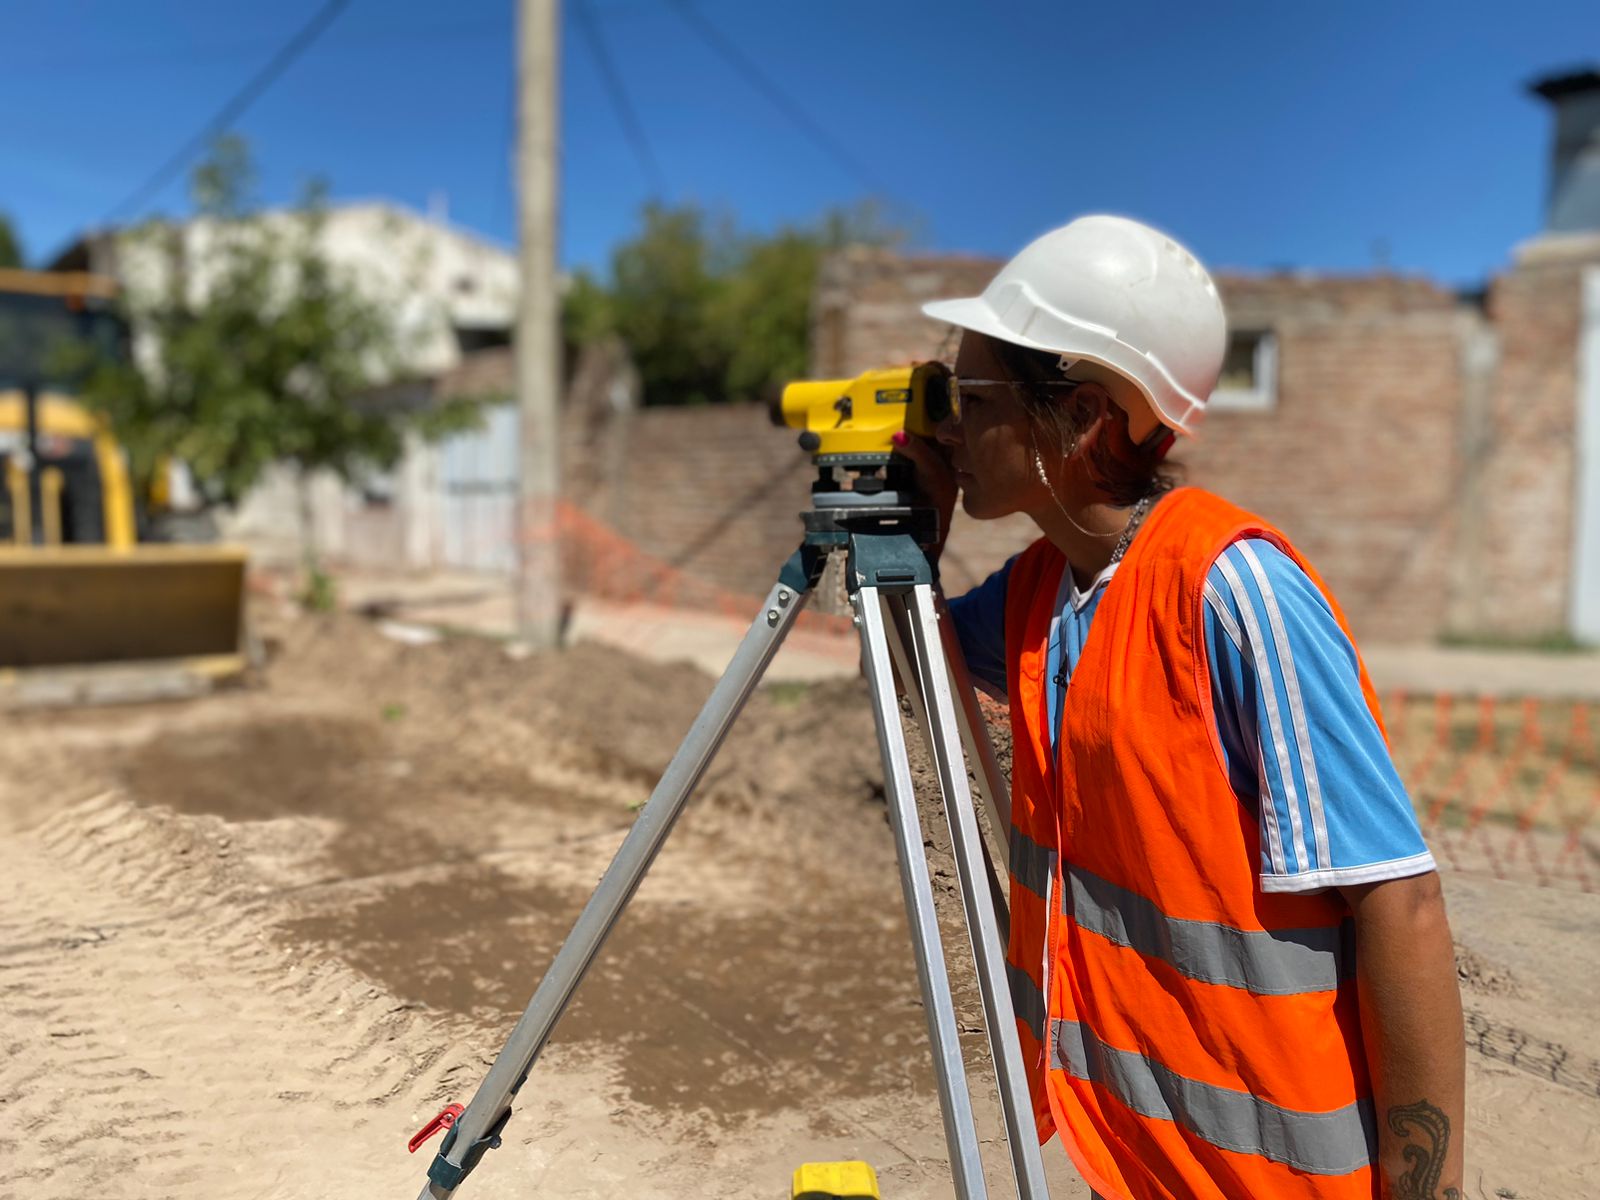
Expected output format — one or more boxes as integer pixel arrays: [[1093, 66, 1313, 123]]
[[1006, 960, 1047, 1041], [1051, 1019, 1375, 1176], [1009, 825, 1056, 900], [1066, 865, 1353, 996]]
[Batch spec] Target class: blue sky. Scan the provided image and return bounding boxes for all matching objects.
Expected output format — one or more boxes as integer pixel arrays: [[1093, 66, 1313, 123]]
[[3, 0, 1594, 286]]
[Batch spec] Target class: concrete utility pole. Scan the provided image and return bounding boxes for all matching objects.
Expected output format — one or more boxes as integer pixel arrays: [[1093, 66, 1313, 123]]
[[515, 0, 563, 647]]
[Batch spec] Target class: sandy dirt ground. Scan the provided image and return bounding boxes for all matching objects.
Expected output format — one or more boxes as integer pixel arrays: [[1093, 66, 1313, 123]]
[[1, 612, 1597, 1199]]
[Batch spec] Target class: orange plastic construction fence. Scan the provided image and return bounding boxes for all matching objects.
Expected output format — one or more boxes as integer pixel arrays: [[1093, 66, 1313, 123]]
[[1387, 689, 1598, 892]]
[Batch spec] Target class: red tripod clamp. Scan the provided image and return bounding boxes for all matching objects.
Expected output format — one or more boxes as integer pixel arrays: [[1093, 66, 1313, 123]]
[[408, 1103, 466, 1154]]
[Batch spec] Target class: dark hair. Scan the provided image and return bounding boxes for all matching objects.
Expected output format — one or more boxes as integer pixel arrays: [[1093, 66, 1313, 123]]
[[992, 340, 1174, 507]]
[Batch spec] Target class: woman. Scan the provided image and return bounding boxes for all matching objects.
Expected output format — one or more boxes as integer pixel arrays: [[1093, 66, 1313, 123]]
[[893, 215, 1464, 1200]]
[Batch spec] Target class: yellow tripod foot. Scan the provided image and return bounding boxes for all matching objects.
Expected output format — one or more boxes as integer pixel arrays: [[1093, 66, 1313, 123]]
[[792, 1161, 881, 1200]]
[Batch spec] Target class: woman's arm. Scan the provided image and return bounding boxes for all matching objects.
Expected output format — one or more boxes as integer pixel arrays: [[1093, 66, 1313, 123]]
[[1340, 871, 1465, 1200]]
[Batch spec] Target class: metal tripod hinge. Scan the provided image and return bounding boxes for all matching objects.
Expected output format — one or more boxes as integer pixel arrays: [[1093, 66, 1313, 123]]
[[410, 499, 1049, 1200]]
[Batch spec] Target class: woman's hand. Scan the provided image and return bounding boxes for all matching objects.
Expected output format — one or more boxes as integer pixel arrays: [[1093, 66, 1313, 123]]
[[891, 429, 958, 560]]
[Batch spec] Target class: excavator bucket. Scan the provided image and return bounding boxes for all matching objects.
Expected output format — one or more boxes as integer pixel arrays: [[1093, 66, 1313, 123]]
[[0, 545, 249, 706], [0, 275, 252, 706]]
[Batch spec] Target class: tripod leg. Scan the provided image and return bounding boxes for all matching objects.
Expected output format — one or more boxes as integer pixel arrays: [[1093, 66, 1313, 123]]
[[930, 592, 1014, 873], [931, 591, 1016, 945], [855, 585, 989, 1200], [898, 585, 1051, 1200], [880, 600, 1010, 944], [414, 566, 815, 1200]]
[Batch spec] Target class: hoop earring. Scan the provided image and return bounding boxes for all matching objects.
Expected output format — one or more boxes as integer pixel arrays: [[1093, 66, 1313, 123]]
[[1032, 435, 1110, 542]]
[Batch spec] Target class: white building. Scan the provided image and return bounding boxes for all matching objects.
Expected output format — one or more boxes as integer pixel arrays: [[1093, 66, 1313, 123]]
[[56, 200, 520, 379], [53, 202, 537, 571]]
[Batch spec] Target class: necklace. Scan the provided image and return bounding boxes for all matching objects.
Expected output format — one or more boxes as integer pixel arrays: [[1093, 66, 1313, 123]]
[[1048, 490, 1156, 695], [1107, 492, 1155, 567]]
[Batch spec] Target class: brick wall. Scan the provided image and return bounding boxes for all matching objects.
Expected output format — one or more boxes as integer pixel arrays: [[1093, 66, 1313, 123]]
[[1182, 278, 1469, 643], [535, 242, 1590, 645], [562, 402, 819, 598], [1470, 237, 1600, 636], [812, 248, 996, 379]]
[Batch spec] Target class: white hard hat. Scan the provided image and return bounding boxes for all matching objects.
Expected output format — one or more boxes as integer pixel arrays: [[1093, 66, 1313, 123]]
[[923, 214, 1227, 436]]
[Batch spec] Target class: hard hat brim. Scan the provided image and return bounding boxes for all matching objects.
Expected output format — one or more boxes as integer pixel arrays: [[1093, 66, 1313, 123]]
[[921, 296, 1021, 347], [922, 294, 1094, 370], [921, 295, 1199, 438]]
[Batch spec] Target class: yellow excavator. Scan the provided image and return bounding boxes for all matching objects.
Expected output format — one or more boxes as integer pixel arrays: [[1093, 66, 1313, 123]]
[[0, 268, 247, 703]]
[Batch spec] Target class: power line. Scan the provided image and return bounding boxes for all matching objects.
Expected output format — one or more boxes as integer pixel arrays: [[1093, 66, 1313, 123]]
[[102, 0, 355, 225], [574, 0, 666, 194], [663, 0, 885, 196]]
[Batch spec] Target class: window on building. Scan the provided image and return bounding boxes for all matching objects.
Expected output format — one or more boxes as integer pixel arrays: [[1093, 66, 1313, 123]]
[[1211, 329, 1277, 411], [359, 469, 397, 509], [454, 324, 512, 355]]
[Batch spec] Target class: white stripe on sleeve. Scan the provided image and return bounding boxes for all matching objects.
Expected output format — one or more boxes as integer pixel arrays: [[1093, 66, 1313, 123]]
[[1203, 579, 1246, 655], [1238, 541, 1332, 874], [1214, 550, 1307, 875], [1260, 851, 1437, 893]]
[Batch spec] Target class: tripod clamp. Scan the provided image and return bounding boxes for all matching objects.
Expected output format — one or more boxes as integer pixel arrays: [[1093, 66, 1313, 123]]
[[428, 1111, 510, 1192]]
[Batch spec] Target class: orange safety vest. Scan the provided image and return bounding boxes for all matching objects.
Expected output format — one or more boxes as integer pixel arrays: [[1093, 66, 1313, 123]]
[[1002, 487, 1380, 1200]]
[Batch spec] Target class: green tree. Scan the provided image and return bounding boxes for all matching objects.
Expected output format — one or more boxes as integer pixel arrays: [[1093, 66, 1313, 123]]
[[0, 212, 22, 268], [569, 200, 907, 406], [716, 227, 828, 400], [79, 137, 476, 547], [606, 204, 729, 406]]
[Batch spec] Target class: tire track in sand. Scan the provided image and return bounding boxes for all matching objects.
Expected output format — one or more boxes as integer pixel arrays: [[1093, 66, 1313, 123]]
[[0, 793, 491, 1200]]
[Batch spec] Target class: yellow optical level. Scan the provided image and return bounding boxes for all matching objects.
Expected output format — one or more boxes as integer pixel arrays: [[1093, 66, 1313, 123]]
[[778, 362, 952, 461]]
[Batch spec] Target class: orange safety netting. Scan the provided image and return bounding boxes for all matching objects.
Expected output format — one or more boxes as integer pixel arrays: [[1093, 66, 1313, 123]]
[[549, 501, 854, 636], [1387, 690, 1599, 892]]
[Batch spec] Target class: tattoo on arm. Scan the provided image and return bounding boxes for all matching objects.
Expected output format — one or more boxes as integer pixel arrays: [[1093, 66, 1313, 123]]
[[1386, 1100, 1460, 1200]]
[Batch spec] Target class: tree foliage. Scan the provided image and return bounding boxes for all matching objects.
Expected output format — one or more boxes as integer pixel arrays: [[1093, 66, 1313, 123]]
[[80, 136, 467, 509], [0, 212, 21, 268], [565, 201, 906, 406]]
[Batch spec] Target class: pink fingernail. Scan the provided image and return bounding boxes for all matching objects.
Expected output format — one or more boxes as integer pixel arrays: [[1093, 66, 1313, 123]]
[[891, 431, 907, 446]]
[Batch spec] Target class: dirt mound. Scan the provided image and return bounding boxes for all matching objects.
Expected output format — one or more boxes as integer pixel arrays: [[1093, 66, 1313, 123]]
[[263, 613, 890, 827], [86, 614, 1005, 1133]]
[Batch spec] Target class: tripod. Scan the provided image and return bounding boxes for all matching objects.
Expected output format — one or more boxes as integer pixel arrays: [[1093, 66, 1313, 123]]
[[410, 469, 1051, 1200]]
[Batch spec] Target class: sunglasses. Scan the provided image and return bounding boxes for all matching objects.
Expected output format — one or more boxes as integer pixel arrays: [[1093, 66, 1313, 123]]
[[943, 376, 1087, 420]]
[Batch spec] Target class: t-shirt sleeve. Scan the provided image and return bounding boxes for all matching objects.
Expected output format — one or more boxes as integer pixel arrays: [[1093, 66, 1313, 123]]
[[1203, 539, 1436, 893], [946, 556, 1016, 702]]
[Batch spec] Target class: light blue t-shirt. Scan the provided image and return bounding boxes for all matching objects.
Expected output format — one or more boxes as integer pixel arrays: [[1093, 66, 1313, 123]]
[[948, 538, 1434, 893]]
